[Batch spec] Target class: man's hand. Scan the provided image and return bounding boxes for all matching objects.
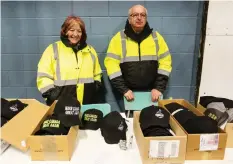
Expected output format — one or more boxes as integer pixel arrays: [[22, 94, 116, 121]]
[[151, 89, 162, 102], [124, 90, 134, 101]]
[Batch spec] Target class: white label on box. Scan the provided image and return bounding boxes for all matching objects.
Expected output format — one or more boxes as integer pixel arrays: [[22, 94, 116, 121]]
[[199, 134, 219, 151], [149, 140, 180, 158]]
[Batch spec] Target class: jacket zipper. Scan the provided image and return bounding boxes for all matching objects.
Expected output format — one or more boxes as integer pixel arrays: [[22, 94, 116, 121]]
[[138, 43, 141, 61], [74, 52, 79, 69], [138, 42, 142, 77]]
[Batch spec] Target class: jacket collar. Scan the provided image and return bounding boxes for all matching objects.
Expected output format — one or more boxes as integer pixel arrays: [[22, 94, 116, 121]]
[[124, 19, 153, 43], [60, 35, 87, 53], [79, 45, 92, 53]]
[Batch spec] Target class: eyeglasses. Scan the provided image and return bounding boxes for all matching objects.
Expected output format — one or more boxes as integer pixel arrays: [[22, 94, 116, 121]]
[[130, 13, 147, 18]]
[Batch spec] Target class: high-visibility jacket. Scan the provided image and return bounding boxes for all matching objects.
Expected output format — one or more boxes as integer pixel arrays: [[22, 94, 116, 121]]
[[104, 30, 172, 94], [37, 41, 102, 104]]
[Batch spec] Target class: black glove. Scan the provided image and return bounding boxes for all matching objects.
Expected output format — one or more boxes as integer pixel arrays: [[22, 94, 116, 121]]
[[94, 80, 106, 103], [95, 81, 102, 93], [42, 86, 62, 106]]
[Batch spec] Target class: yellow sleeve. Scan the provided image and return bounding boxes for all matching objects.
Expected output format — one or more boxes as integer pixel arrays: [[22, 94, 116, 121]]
[[104, 32, 123, 80], [156, 31, 172, 77], [37, 44, 55, 94]]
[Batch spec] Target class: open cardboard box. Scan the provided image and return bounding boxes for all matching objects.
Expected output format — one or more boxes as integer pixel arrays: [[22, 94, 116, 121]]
[[133, 111, 187, 164], [1, 99, 49, 152], [197, 103, 233, 148], [159, 99, 227, 160], [0, 99, 78, 161]]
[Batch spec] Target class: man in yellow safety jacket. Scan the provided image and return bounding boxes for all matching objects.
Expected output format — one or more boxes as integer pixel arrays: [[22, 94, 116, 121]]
[[104, 5, 172, 110]]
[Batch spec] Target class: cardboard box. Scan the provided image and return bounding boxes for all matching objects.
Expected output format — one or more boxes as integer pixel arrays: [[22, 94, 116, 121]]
[[133, 111, 187, 164], [197, 103, 233, 148], [1, 99, 49, 151], [159, 99, 227, 160], [0, 99, 79, 161], [1, 99, 32, 155]]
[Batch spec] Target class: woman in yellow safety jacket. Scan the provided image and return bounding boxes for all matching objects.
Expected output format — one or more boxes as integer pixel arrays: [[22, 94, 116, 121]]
[[37, 15, 104, 105]]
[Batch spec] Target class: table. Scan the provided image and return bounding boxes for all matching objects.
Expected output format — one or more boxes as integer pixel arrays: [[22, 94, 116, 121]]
[[1, 116, 233, 164]]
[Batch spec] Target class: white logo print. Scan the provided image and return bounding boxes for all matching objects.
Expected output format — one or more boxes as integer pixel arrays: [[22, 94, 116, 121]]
[[65, 106, 79, 115], [118, 121, 124, 131], [10, 105, 18, 112], [155, 109, 164, 118]]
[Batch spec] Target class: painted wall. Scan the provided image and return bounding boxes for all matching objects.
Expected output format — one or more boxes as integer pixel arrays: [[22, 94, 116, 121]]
[[198, 1, 233, 101], [1, 1, 203, 111]]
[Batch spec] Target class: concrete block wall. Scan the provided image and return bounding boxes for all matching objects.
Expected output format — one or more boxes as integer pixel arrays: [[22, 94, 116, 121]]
[[1, 1, 203, 110]]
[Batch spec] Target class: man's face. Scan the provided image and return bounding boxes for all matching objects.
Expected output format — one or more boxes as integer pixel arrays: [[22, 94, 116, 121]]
[[128, 6, 147, 32]]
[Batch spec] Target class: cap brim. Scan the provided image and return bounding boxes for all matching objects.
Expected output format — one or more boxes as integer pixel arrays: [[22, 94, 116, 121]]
[[101, 130, 120, 144], [140, 121, 170, 131], [81, 122, 99, 130], [101, 129, 126, 144], [34, 130, 53, 136], [58, 114, 82, 127]]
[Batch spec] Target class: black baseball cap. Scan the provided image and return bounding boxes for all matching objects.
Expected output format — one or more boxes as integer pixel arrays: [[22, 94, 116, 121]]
[[143, 126, 173, 137], [204, 108, 229, 127], [53, 96, 82, 127], [1, 99, 28, 120], [164, 102, 196, 126], [80, 109, 103, 130], [100, 111, 128, 144], [183, 116, 218, 134], [164, 102, 190, 114], [1, 98, 9, 108], [1, 117, 8, 127], [173, 110, 196, 126], [200, 96, 233, 108], [139, 105, 170, 131], [34, 115, 69, 135]]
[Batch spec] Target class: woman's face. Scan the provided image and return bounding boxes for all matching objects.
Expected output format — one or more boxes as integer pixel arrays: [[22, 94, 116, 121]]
[[66, 23, 82, 45]]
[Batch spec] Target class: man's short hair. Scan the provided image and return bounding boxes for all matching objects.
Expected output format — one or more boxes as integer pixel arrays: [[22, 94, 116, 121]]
[[128, 5, 148, 17]]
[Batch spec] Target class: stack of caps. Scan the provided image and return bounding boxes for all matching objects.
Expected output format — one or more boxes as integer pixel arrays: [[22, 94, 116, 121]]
[[35, 95, 81, 135], [139, 105, 173, 137], [165, 102, 218, 134], [1, 98, 28, 127]]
